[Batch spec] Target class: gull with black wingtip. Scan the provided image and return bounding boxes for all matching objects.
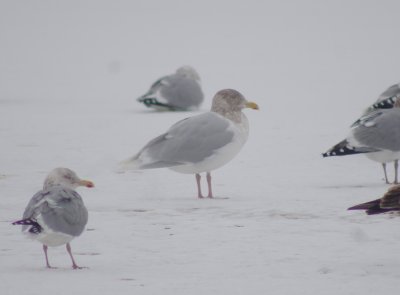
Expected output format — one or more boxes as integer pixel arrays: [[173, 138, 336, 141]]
[[137, 66, 204, 111], [12, 168, 94, 269]]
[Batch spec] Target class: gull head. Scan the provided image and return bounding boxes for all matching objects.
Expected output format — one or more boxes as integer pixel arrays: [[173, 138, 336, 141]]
[[43, 168, 94, 190], [211, 89, 259, 115], [176, 65, 201, 81]]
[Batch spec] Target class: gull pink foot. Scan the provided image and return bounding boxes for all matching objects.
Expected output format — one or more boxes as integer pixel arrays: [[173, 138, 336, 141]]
[[72, 264, 88, 270]]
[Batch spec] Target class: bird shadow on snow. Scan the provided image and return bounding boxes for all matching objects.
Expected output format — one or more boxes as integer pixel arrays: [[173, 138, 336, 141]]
[[11, 265, 90, 272], [125, 107, 204, 116], [145, 195, 231, 202], [316, 182, 389, 190], [201, 196, 230, 200], [125, 108, 193, 115]]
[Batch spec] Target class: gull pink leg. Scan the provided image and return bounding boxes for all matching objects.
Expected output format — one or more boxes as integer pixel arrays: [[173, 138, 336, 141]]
[[66, 243, 82, 269], [382, 163, 389, 184], [206, 172, 213, 198], [43, 244, 53, 269], [195, 173, 204, 198]]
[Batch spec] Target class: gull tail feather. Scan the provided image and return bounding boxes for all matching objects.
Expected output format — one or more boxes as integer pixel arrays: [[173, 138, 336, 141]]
[[322, 140, 375, 157], [137, 97, 182, 111], [116, 156, 183, 173], [12, 218, 42, 234], [348, 199, 393, 215], [116, 156, 142, 173]]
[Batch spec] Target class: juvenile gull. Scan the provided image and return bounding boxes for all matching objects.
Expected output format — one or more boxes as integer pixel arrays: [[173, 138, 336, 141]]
[[323, 99, 400, 184], [348, 185, 400, 215], [12, 168, 94, 269], [123, 89, 258, 198], [137, 66, 204, 111]]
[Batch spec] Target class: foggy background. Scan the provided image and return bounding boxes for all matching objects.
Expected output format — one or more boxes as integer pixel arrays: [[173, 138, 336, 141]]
[[2, 0, 399, 116]]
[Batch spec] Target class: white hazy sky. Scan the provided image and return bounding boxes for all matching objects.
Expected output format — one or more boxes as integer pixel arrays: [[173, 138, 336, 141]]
[[1, 0, 400, 115]]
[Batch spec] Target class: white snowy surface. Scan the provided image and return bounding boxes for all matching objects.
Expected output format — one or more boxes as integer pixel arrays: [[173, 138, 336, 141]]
[[2, 1, 400, 294]]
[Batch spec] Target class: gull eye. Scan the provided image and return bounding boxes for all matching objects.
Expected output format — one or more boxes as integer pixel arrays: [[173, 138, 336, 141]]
[[64, 175, 73, 180]]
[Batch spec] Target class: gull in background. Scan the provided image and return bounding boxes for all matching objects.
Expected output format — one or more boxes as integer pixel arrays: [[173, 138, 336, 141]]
[[137, 66, 204, 111], [12, 168, 94, 269], [122, 89, 258, 198], [323, 99, 400, 184], [348, 184, 400, 215]]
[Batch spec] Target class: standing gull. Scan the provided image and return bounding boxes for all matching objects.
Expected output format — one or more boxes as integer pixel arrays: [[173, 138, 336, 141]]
[[123, 89, 258, 198], [137, 66, 204, 111], [12, 168, 94, 269], [348, 185, 400, 215], [323, 100, 400, 184], [350, 82, 400, 180]]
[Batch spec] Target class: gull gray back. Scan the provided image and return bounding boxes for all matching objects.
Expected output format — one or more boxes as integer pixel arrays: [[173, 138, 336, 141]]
[[353, 109, 400, 151], [22, 186, 88, 237], [161, 75, 204, 109]]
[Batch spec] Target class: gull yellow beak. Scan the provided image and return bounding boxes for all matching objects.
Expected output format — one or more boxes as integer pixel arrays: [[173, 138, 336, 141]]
[[79, 179, 95, 188], [245, 101, 259, 110]]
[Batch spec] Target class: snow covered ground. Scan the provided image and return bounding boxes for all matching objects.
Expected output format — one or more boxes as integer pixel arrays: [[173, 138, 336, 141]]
[[2, 1, 400, 294]]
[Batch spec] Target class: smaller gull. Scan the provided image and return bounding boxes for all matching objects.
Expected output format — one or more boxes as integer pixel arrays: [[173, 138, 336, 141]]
[[123, 89, 258, 198], [351, 82, 400, 179], [348, 185, 400, 215], [12, 168, 94, 269], [323, 99, 400, 184], [137, 66, 204, 111]]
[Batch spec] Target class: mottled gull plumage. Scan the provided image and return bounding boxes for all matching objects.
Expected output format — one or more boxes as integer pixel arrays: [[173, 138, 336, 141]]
[[123, 89, 258, 198], [348, 184, 400, 215], [137, 66, 204, 111], [12, 168, 94, 269]]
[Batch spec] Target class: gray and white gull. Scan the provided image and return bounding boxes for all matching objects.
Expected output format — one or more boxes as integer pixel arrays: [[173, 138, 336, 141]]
[[12, 168, 94, 269], [123, 89, 258, 198], [137, 66, 204, 111], [323, 99, 400, 183]]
